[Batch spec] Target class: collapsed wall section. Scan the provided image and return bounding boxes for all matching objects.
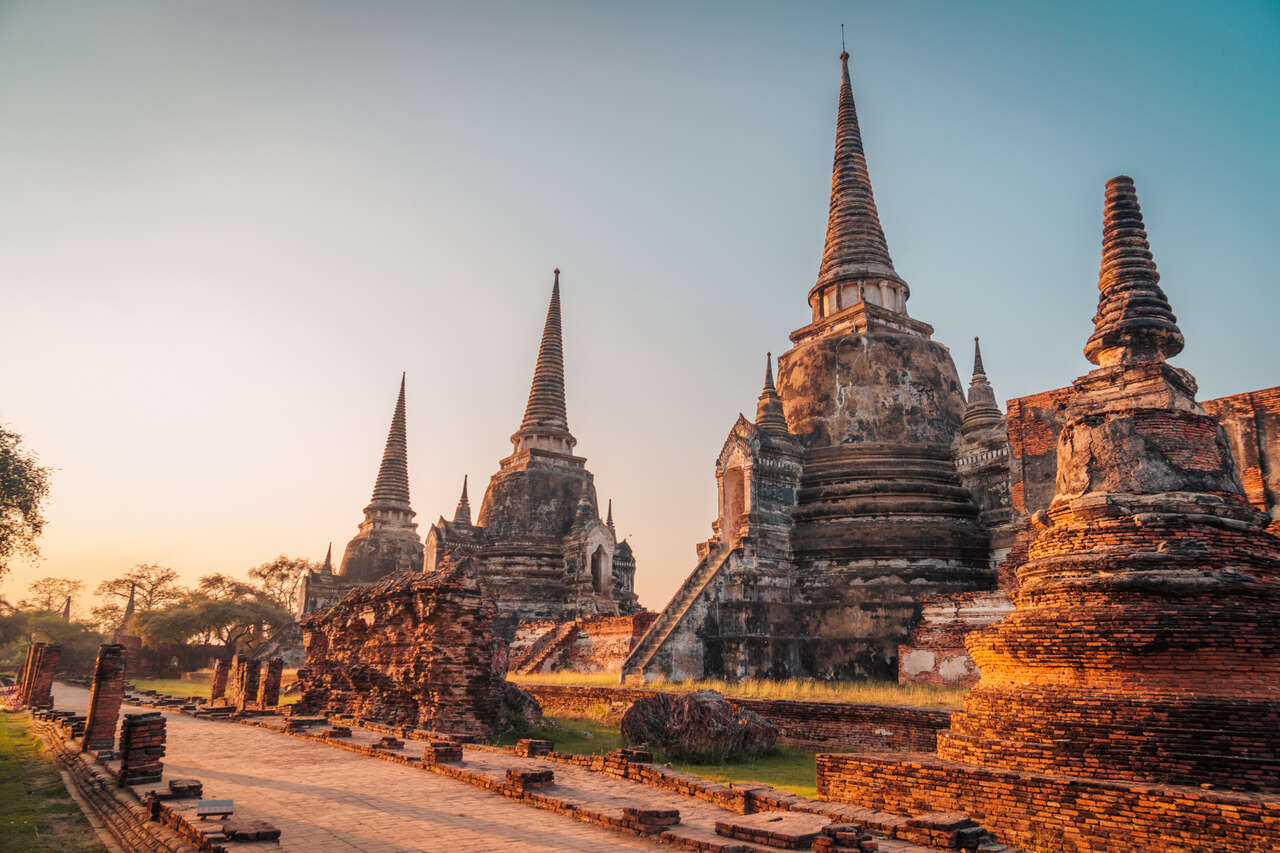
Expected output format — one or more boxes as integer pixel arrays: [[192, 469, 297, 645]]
[[297, 558, 529, 738]]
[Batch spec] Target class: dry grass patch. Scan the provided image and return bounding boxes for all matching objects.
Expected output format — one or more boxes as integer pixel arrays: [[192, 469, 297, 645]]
[[513, 671, 968, 709]]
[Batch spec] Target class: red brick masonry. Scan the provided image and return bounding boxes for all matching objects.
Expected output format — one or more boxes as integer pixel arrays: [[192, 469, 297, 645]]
[[83, 644, 127, 751], [817, 751, 1280, 853]]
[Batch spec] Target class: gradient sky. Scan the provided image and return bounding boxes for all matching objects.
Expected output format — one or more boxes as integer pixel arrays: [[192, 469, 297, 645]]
[[2, 1, 1277, 615]]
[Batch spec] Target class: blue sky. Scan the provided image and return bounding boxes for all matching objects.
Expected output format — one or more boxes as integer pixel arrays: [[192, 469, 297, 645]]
[[1, 1, 1276, 609]]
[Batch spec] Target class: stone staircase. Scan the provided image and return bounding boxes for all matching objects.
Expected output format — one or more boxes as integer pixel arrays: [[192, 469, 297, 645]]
[[621, 547, 735, 681], [512, 621, 581, 675]]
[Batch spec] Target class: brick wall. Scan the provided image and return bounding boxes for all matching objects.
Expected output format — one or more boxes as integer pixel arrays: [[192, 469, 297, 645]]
[[518, 683, 950, 753], [817, 751, 1278, 853], [1005, 386, 1075, 518], [896, 591, 1013, 686], [1203, 386, 1280, 533]]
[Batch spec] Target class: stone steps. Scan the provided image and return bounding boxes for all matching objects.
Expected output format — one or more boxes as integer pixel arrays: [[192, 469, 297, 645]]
[[514, 622, 581, 675], [621, 548, 734, 679]]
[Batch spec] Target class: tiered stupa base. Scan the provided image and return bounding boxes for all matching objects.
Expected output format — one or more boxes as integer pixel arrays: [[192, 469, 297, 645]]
[[817, 750, 1280, 853]]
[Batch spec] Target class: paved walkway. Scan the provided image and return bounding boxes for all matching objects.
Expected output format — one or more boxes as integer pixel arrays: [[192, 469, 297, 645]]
[[53, 684, 661, 852]]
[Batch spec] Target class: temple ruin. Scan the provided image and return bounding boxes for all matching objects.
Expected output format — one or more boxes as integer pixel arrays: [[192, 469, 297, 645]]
[[624, 50, 1280, 689], [298, 272, 643, 667], [817, 174, 1280, 853], [424, 270, 643, 638], [623, 51, 993, 683], [299, 375, 425, 615], [296, 556, 530, 738]]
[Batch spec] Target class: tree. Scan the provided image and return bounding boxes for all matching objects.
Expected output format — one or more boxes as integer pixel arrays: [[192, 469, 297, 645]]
[[138, 590, 291, 658], [21, 576, 83, 613], [0, 425, 52, 580], [248, 556, 316, 610], [21, 612, 105, 671], [196, 573, 257, 601], [91, 563, 184, 633]]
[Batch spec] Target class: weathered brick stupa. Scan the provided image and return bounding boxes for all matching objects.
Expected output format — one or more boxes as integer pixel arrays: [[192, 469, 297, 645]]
[[816, 177, 1280, 853], [624, 52, 991, 683], [299, 376, 424, 615], [296, 557, 524, 738], [425, 271, 641, 638], [937, 175, 1280, 789]]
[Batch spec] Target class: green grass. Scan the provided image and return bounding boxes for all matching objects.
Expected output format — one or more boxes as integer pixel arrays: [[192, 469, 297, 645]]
[[129, 677, 210, 699], [495, 713, 818, 798], [493, 714, 624, 755], [513, 671, 968, 709], [0, 711, 107, 853], [129, 670, 300, 705], [667, 746, 817, 799]]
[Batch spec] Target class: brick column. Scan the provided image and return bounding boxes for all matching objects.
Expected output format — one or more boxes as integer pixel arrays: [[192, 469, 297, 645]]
[[16, 644, 40, 706], [28, 644, 62, 708], [260, 658, 284, 708], [83, 644, 127, 751], [210, 658, 230, 702], [118, 712, 165, 786], [237, 658, 262, 711]]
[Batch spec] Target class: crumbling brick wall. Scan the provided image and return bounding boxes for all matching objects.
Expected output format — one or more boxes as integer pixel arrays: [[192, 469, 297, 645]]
[[297, 557, 522, 738]]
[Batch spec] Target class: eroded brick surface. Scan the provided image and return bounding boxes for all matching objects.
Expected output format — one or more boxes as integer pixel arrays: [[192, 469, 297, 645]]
[[297, 558, 511, 737]]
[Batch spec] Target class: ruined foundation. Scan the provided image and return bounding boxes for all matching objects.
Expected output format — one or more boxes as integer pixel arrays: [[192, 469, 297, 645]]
[[297, 557, 529, 738]]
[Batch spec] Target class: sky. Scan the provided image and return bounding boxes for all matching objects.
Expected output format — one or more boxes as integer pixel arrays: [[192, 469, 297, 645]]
[[1, 1, 1277, 615]]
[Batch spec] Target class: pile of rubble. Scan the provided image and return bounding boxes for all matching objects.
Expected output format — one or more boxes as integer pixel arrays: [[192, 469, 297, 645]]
[[296, 556, 540, 738]]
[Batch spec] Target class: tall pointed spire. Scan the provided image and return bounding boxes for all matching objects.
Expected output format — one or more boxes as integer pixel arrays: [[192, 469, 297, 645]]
[[962, 336, 1003, 434], [606, 499, 615, 534], [1084, 176, 1184, 367], [368, 373, 412, 511], [512, 269, 577, 454], [61, 595, 71, 621], [321, 542, 333, 574], [521, 270, 568, 431], [809, 49, 906, 320], [453, 476, 472, 526], [755, 352, 790, 436]]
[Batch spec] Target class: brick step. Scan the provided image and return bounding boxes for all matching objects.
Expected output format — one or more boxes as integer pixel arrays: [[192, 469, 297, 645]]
[[514, 622, 581, 675], [622, 548, 734, 677]]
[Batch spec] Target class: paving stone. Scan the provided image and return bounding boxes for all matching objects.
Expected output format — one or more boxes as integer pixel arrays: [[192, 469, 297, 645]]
[[54, 684, 661, 852]]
